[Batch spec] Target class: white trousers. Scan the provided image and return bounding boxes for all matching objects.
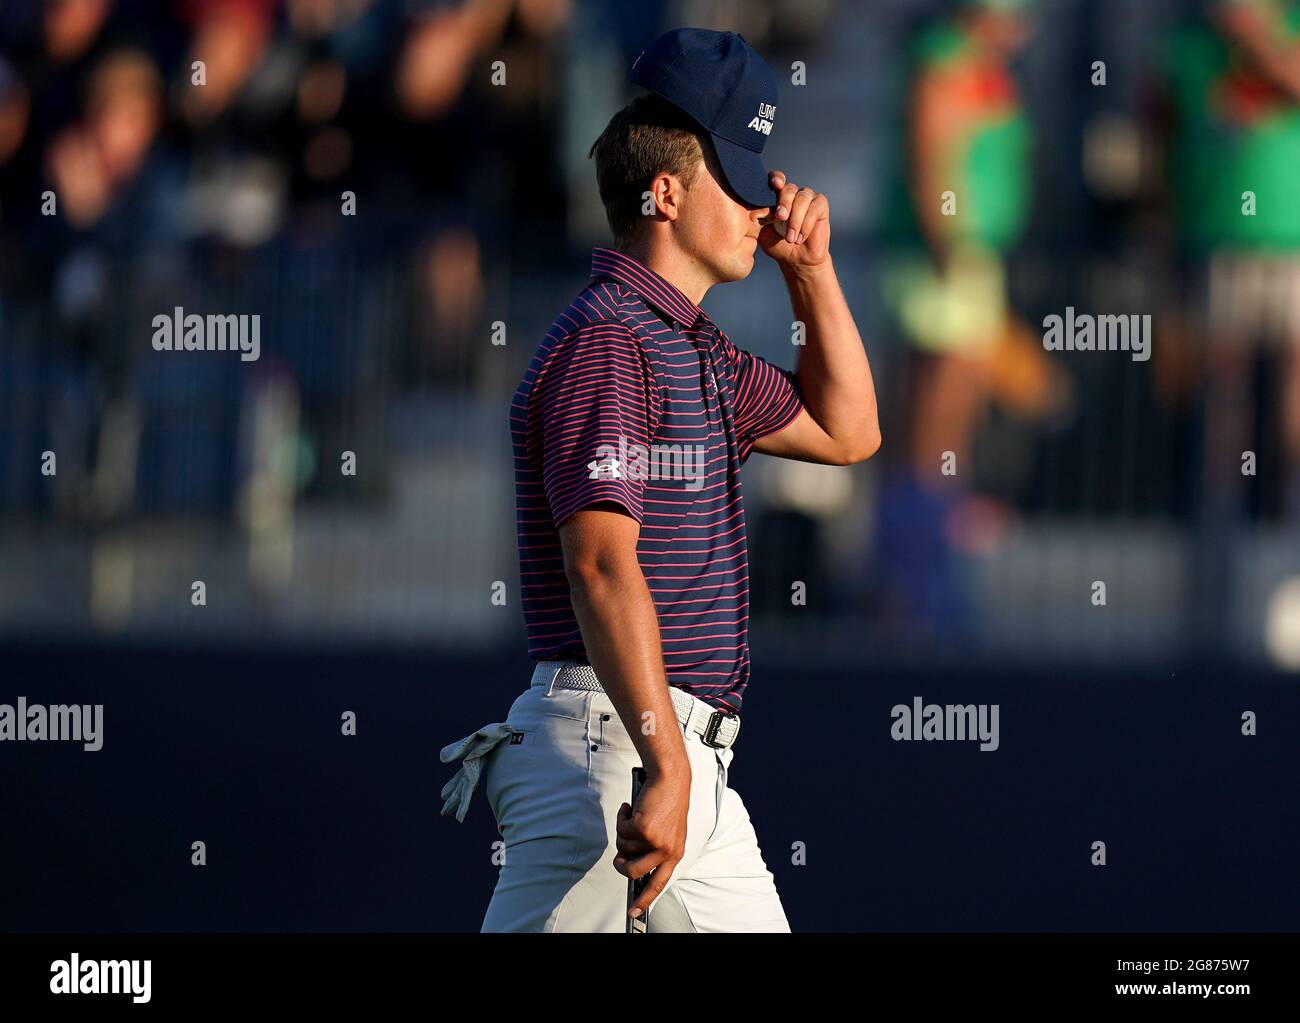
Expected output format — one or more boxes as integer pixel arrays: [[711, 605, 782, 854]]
[[478, 675, 790, 932]]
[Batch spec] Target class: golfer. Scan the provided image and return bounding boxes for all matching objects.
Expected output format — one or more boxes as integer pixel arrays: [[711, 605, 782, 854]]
[[439, 27, 880, 932]]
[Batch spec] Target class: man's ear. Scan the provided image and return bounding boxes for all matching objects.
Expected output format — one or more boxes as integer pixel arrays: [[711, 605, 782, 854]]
[[648, 171, 681, 223]]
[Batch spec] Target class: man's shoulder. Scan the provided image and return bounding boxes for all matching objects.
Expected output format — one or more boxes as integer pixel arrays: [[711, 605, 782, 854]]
[[537, 279, 663, 358], [551, 277, 652, 336]]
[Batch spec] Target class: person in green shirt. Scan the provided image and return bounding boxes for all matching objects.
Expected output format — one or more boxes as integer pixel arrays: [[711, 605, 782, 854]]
[[874, 0, 1065, 632], [1166, 0, 1300, 516]]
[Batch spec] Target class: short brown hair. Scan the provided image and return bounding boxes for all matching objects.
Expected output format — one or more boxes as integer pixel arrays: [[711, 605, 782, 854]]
[[588, 95, 706, 245]]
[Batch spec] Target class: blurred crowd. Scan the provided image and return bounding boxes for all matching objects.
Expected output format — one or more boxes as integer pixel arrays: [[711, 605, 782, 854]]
[[0, 0, 579, 390], [4, 0, 1300, 651]]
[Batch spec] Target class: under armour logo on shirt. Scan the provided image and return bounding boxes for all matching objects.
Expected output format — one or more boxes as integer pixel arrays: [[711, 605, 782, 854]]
[[588, 457, 623, 480]]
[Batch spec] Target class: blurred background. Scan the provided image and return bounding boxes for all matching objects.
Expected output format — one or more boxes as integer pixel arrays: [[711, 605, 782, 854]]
[[6, 0, 1300, 668], [3, 0, 1300, 932]]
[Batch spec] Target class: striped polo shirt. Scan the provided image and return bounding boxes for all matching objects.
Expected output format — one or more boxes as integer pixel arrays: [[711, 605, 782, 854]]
[[510, 247, 804, 713]]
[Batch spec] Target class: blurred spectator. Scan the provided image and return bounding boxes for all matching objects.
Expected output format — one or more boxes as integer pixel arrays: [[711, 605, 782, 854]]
[[874, 0, 1065, 634], [0, 59, 30, 166], [47, 49, 164, 228], [43, 0, 115, 64], [1164, 0, 1300, 519], [178, 0, 275, 124]]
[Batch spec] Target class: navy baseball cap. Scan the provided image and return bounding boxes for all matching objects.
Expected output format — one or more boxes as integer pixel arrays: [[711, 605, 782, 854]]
[[630, 28, 779, 209]]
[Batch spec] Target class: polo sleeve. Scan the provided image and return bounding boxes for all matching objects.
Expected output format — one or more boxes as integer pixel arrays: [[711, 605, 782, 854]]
[[720, 335, 805, 463], [535, 320, 661, 528]]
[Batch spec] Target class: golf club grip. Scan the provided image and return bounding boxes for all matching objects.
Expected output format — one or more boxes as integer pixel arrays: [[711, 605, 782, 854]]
[[626, 766, 648, 933]]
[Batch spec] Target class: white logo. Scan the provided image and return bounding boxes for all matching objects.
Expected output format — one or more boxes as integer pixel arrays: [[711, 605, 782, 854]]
[[588, 457, 623, 480], [50, 955, 151, 1003], [747, 101, 776, 136]]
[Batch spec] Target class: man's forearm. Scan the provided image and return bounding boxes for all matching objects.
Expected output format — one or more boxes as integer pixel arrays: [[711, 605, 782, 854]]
[[567, 562, 689, 778], [783, 258, 880, 454]]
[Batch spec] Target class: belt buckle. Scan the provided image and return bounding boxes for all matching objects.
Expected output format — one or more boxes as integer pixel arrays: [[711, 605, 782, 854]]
[[701, 709, 737, 749]]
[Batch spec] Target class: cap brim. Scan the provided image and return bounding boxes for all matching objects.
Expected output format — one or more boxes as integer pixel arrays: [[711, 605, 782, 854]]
[[710, 134, 777, 209]]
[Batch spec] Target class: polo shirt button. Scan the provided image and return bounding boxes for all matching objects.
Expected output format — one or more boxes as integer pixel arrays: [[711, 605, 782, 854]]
[[590, 744, 599, 752], [602, 714, 610, 721]]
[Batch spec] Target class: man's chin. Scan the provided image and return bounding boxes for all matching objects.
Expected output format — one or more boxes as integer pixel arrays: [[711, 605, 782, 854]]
[[724, 251, 757, 282]]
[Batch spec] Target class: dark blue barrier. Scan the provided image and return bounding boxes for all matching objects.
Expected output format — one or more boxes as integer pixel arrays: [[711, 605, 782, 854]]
[[0, 639, 1295, 932]]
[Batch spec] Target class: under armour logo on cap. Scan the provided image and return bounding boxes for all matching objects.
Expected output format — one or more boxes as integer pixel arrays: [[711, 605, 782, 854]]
[[630, 28, 780, 209], [748, 102, 776, 136]]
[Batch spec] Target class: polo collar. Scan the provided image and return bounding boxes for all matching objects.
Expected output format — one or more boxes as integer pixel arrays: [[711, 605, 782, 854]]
[[590, 247, 706, 328]]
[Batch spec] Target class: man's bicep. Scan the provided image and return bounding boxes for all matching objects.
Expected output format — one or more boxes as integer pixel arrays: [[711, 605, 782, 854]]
[[728, 343, 805, 443], [750, 406, 851, 464]]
